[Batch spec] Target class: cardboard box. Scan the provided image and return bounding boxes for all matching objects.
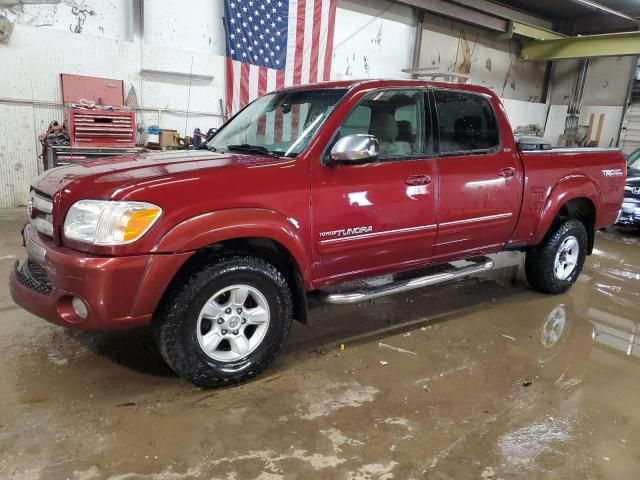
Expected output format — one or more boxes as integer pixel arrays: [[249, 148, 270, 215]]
[[159, 129, 179, 148]]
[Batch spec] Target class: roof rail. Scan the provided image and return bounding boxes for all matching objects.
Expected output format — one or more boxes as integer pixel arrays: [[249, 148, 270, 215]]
[[401, 67, 470, 82]]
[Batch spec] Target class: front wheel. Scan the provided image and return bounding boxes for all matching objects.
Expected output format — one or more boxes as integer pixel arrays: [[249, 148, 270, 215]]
[[154, 255, 293, 388], [525, 219, 587, 294]]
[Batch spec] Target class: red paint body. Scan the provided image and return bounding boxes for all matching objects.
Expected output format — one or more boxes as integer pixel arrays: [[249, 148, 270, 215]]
[[10, 80, 627, 331]]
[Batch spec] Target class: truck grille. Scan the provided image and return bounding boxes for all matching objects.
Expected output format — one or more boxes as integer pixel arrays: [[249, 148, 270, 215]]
[[28, 190, 54, 237], [15, 259, 53, 295]]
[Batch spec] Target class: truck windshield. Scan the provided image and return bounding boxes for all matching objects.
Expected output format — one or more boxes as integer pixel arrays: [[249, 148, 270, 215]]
[[207, 88, 348, 158]]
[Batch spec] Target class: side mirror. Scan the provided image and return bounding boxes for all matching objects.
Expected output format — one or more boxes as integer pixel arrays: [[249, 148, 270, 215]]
[[515, 135, 551, 151], [329, 134, 379, 164]]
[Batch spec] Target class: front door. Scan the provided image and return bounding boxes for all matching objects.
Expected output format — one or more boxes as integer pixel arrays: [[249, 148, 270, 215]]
[[310, 89, 438, 286], [431, 89, 521, 259]]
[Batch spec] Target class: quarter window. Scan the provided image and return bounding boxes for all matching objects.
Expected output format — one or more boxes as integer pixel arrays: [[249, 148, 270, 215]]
[[434, 90, 499, 154], [339, 89, 430, 159]]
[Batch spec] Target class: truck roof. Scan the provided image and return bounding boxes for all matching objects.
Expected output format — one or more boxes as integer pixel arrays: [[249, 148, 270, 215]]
[[275, 78, 498, 98]]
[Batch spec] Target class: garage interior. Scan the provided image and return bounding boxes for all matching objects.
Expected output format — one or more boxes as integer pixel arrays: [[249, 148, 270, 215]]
[[1, 0, 640, 479]]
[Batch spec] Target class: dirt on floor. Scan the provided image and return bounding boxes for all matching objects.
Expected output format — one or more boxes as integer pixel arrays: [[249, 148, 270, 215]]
[[1, 207, 640, 480]]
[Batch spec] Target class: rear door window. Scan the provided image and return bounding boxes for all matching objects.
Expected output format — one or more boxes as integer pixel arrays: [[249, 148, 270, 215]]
[[433, 90, 499, 154]]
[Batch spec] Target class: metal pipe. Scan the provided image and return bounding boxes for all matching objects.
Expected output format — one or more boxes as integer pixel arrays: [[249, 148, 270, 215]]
[[410, 9, 424, 78], [566, 0, 638, 24], [566, 58, 589, 132], [0, 97, 224, 118]]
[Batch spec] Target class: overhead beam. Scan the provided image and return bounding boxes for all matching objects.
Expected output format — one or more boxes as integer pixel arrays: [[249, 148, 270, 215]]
[[446, 0, 553, 30], [395, 0, 508, 32], [508, 20, 566, 41], [521, 31, 640, 61]]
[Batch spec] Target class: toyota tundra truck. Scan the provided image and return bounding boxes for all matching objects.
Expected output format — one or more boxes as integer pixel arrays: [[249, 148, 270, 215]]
[[10, 80, 627, 387]]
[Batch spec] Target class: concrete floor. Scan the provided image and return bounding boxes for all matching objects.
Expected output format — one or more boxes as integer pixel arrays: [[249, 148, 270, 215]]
[[1, 207, 640, 480]]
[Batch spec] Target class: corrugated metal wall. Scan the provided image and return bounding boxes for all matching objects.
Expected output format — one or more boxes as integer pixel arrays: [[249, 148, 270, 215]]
[[0, 104, 39, 208]]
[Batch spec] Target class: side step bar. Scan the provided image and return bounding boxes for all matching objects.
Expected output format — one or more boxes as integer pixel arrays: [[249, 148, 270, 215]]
[[321, 256, 494, 305]]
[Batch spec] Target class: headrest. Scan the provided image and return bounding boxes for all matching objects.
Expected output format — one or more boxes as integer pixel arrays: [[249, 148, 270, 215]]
[[369, 112, 398, 142]]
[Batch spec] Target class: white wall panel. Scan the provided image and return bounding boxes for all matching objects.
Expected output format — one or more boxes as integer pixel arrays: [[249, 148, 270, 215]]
[[582, 57, 635, 107], [13, 0, 131, 40], [419, 14, 546, 102], [143, 0, 225, 55], [332, 0, 414, 80], [544, 105, 569, 146], [501, 99, 548, 131]]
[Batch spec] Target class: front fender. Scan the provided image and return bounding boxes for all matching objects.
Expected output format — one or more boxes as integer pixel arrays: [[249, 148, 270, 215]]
[[152, 208, 312, 288], [532, 175, 601, 245]]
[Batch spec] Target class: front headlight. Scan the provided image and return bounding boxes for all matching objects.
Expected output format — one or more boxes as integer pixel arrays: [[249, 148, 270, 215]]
[[64, 200, 162, 245]]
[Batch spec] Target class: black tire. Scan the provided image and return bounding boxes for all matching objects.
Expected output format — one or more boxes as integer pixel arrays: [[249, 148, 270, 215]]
[[525, 219, 587, 294], [154, 255, 293, 388]]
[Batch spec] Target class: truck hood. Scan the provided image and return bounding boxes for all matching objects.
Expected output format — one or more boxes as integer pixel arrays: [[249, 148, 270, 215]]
[[33, 150, 289, 198]]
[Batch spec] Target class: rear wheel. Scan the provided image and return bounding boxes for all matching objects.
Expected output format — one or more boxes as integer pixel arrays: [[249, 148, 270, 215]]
[[525, 219, 587, 294], [154, 255, 293, 388]]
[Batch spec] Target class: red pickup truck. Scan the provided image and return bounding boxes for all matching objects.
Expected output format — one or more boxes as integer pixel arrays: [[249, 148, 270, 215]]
[[10, 80, 626, 387]]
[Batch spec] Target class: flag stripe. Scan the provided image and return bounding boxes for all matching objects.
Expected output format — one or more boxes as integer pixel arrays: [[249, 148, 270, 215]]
[[239, 62, 250, 108], [256, 66, 268, 136], [291, 103, 300, 141], [309, 0, 323, 83], [317, 0, 330, 81], [323, 0, 337, 81], [284, 0, 298, 88], [248, 64, 260, 102], [232, 60, 241, 115], [266, 68, 277, 93], [257, 66, 268, 97], [276, 68, 285, 90], [293, 0, 306, 86], [301, 0, 314, 84], [274, 69, 285, 142]]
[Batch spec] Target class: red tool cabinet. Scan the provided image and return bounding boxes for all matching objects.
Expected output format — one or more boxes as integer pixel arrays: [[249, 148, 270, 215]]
[[61, 74, 136, 148], [65, 109, 136, 147]]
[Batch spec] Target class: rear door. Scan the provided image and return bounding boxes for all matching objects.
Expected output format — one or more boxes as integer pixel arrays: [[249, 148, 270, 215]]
[[432, 89, 521, 259], [310, 89, 439, 285]]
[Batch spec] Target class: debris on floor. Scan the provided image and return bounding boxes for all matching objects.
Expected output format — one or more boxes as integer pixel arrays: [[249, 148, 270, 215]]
[[378, 342, 417, 356]]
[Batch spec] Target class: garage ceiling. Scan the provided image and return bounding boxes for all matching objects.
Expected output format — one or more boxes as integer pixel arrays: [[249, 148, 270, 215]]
[[493, 0, 640, 33]]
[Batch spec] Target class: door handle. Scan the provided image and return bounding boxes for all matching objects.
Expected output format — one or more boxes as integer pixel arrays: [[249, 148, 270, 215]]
[[497, 167, 516, 178], [405, 174, 432, 186]]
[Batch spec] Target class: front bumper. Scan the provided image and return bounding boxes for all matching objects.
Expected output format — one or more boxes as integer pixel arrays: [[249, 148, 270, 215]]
[[10, 225, 192, 331], [616, 202, 640, 227]]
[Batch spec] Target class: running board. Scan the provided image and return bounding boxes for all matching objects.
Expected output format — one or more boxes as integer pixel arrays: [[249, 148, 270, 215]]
[[321, 256, 494, 305]]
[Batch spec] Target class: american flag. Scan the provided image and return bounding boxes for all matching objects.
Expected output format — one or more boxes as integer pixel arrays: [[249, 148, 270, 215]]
[[223, 0, 337, 118]]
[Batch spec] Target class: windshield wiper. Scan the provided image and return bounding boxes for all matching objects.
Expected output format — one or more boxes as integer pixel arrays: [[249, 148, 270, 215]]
[[226, 144, 280, 158], [199, 143, 217, 151]]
